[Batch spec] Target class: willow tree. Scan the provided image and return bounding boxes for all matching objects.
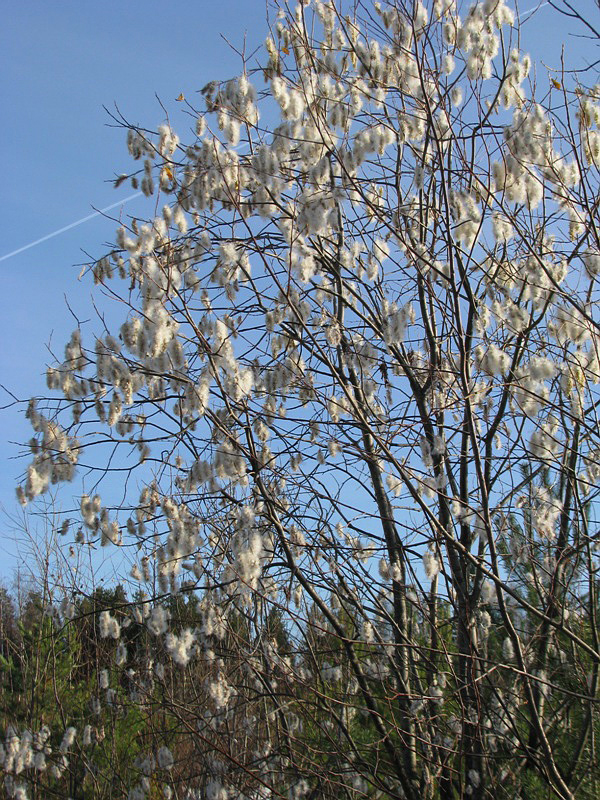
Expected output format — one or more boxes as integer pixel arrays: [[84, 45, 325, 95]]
[[7, 1, 600, 799]]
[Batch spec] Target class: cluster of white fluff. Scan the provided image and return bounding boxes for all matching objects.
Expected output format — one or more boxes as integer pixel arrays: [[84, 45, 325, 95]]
[[495, 104, 581, 227], [515, 485, 561, 541], [0, 724, 78, 795], [448, 0, 514, 80], [147, 605, 170, 637], [500, 48, 531, 109], [211, 76, 259, 146], [17, 402, 79, 503], [491, 213, 514, 243], [509, 370, 550, 419], [165, 629, 196, 666], [321, 662, 343, 682], [180, 137, 247, 213], [449, 189, 481, 248], [423, 549, 441, 580], [127, 128, 155, 162], [127, 746, 174, 800], [490, 251, 567, 315], [475, 344, 511, 377], [45, 329, 87, 399], [296, 188, 338, 236], [271, 76, 306, 122], [250, 145, 281, 192], [549, 304, 593, 348], [211, 243, 251, 300], [206, 669, 234, 712], [161, 496, 201, 574], [225, 523, 268, 593], [327, 394, 352, 423], [384, 303, 416, 347], [288, 238, 317, 284], [117, 298, 182, 380], [578, 87, 600, 167], [356, 238, 388, 282], [197, 595, 227, 640], [213, 440, 248, 485], [157, 124, 180, 159], [99, 610, 121, 639]]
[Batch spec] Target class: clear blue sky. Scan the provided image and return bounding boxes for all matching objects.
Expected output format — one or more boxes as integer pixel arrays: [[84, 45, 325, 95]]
[[0, 0, 598, 579]]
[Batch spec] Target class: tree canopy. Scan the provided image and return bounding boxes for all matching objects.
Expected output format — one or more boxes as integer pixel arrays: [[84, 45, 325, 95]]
[[4, 1, 600, 799]]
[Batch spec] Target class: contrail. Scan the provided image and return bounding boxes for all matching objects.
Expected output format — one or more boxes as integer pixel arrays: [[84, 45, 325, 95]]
[[520, 1, 549, 21], [0, 191, 143, 264]]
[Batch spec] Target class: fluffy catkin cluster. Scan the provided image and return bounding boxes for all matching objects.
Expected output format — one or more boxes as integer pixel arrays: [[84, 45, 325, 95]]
[[12, 2, 600, 800]]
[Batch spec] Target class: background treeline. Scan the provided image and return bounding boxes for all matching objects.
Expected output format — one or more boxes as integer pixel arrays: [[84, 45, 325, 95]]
[[1, 567, 598, 800]]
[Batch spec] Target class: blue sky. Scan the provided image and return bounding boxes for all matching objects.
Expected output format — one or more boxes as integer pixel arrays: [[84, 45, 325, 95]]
[[0, 0, 598, 579]]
